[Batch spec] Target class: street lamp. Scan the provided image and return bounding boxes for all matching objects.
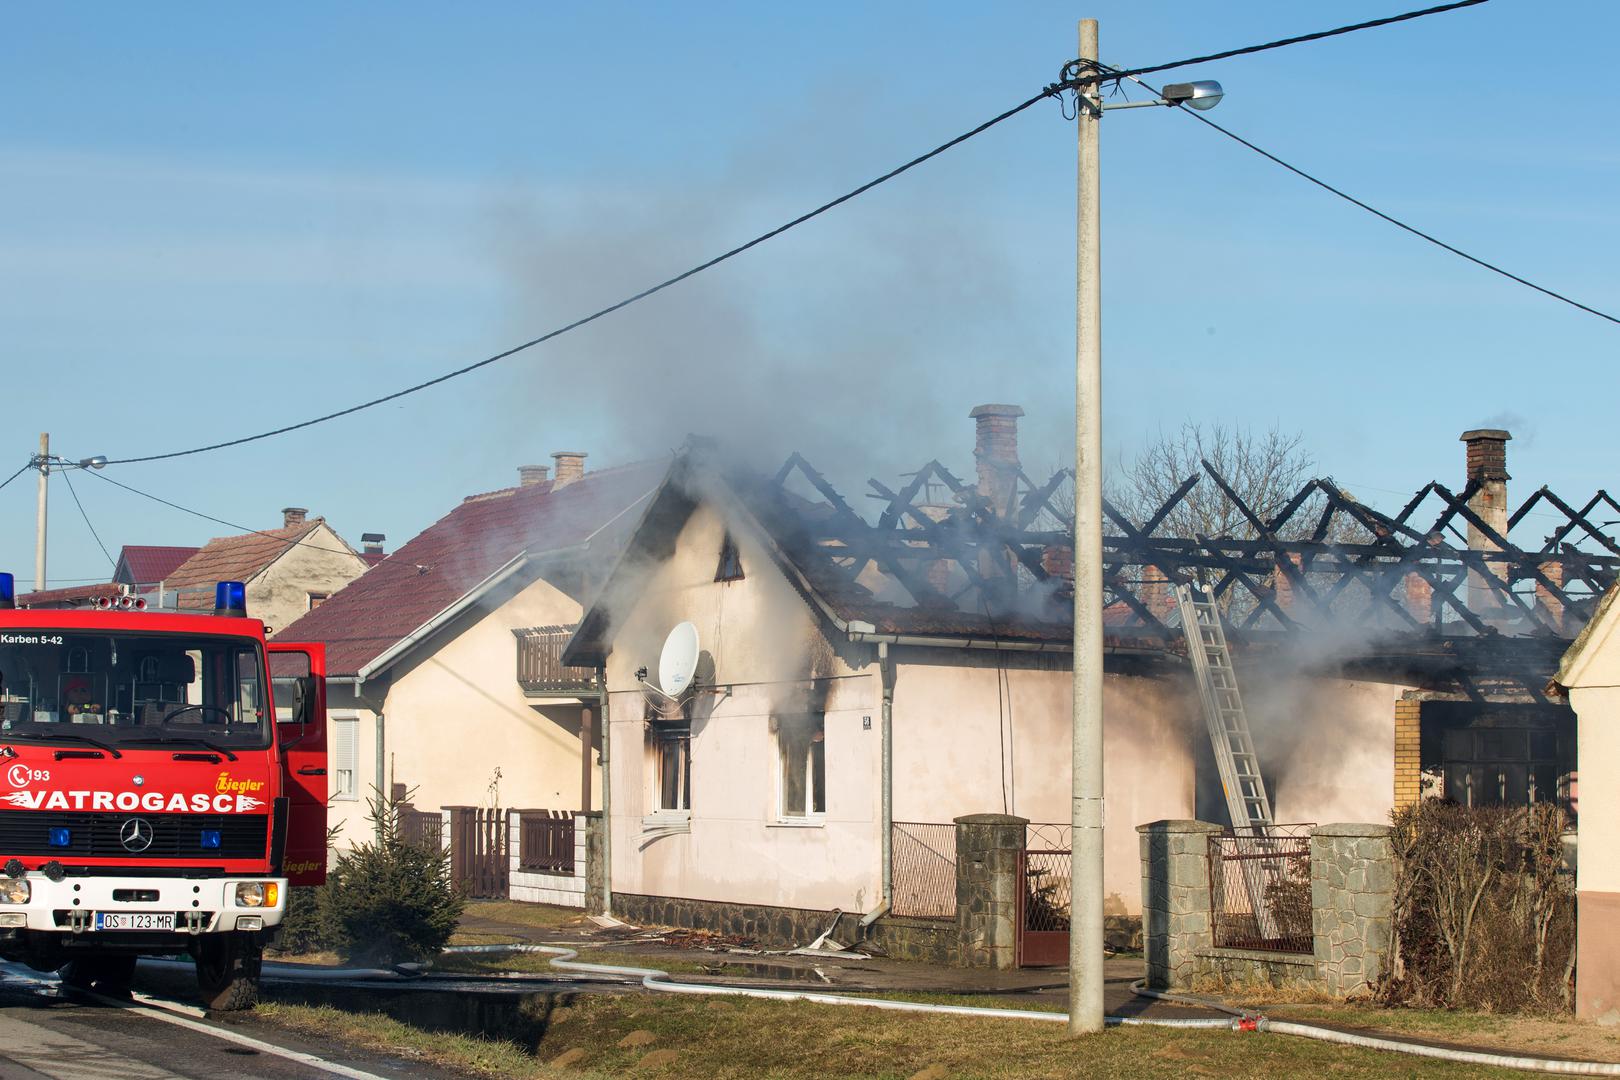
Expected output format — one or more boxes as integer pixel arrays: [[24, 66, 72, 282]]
[[30, 438, 109, 593], [1069, 20, 1222, 1037]]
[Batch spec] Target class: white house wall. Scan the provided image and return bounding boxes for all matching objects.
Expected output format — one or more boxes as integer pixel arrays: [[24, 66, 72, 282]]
[[604, 504, 883, 914], [890, 655, 1196, 916]]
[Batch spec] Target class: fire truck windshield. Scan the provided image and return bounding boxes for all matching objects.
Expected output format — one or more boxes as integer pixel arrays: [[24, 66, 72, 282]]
[[0, 630, 269, 749]]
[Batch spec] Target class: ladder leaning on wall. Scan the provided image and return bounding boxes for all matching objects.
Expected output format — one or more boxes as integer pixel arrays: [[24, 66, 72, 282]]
[[1175, 582, 1274, 833]]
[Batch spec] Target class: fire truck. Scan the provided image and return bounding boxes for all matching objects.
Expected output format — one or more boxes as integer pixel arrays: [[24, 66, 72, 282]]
[[0, 574, 326, 1010]]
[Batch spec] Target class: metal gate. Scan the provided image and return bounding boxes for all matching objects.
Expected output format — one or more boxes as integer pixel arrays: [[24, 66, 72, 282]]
[[1017, 824, 1072, 967], [449, 806, 508, 898]]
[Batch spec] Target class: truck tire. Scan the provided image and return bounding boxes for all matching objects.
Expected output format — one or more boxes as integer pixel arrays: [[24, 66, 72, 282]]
[[195, 935, 261, 1012], [60, 954, 138, 994]]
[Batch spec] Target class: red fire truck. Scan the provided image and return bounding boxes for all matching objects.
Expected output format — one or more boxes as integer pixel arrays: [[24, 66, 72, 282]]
[[0, 575, 326, 1010]]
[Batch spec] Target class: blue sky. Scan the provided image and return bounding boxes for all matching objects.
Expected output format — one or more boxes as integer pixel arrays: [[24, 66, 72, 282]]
[[2, 2, 1615, 587]]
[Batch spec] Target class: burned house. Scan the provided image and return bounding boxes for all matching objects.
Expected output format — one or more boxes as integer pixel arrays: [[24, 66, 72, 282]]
[[561, 412, 1612, 948]]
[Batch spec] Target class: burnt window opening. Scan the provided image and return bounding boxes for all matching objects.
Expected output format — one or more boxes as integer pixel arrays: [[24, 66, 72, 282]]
[[653, 724, 691, 812], [775, 713, 825, 819], [1419, 702, 1575, 817], [715, 533, 744, 582]]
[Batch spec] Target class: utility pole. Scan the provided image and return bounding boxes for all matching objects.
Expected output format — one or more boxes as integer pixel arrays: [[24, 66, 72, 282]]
[[1069, 17, 1106, 1036], [34, 433, 49, 594]]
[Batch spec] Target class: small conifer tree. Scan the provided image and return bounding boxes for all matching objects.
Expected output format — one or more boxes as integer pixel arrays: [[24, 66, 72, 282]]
[[318, 787, 464, 964]]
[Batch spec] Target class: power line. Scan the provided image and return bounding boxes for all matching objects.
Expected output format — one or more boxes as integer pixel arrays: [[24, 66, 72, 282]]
[[101, 1, 1490, 467], [1127, 75, 1620, 327], [86, 471, 366, 560], [57, 467, 115, 570], [1100, 0, 1488, 85], [0, 462, 31, 495]]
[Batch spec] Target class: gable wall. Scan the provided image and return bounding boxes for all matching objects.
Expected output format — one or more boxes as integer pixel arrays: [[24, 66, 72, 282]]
[[604, 503, 883, 913], [249, 523, 369, 636]]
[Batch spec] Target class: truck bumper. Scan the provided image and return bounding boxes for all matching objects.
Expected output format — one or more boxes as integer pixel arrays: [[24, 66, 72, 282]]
[[0, 873, 288, 935]]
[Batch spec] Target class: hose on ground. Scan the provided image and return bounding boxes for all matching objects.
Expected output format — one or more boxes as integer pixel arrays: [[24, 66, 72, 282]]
[[452, 944, 1620, 1073]]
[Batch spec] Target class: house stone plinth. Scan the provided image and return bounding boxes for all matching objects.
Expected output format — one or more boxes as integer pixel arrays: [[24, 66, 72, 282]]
[[1311, 822, 1395, 998], [954, 813, 1027, 969], [1138, 819, 1222, 990], [582, 811, 606, 914]]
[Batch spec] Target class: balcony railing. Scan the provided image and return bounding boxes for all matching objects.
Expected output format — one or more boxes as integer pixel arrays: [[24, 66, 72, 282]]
[[514, 624, 601, 696]]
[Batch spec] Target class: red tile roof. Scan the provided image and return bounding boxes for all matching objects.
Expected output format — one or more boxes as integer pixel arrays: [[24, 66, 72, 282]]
[[275, 462, 666, 676], [20, 583, 126, 608], [164, 520, 340, 610], [114, 545, 202, 586]]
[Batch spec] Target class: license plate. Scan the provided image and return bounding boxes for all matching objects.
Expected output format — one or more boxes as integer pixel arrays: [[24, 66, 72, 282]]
[[94, 912, 175, 931]]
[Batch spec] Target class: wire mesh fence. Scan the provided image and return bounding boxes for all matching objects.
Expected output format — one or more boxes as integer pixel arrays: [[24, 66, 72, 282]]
[[1209, 824, 1314, 954], [891, 822, 957, 919]]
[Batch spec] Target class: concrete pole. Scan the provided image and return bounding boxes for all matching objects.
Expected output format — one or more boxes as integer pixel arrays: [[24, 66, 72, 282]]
[[34, 433, 49, 593], [1069, 17, 1106, 1036]]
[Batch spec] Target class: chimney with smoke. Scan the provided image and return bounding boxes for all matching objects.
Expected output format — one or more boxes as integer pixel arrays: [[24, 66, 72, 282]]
[[282, 507, 308, 529], [361, 532, 386, 557], [551, 451, 587, 489], [518, 464, 550, 487], [1460, 429, 1511, 617], [970, 404, 1023, 517]]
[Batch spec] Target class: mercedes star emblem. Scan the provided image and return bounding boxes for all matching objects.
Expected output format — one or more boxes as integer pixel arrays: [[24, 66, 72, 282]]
[[120, 817, 154, 853]]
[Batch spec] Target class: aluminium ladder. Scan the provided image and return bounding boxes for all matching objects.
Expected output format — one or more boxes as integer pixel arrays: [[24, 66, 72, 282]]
[[1175, 582, 1274, 833]]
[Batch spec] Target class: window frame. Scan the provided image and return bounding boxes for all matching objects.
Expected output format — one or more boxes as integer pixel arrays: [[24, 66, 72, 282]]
[[773, 713, 826, 825], [714, 532, 744, 582], [331, 714, 359, 802], [643, 720, 692, 832]]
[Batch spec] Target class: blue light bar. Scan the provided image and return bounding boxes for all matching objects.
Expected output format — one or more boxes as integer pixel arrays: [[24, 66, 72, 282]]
[[214, 581, 246, 616], [47, 828, 70, 848], [199, 829, 221, 850], [0, 572, 13, 609]]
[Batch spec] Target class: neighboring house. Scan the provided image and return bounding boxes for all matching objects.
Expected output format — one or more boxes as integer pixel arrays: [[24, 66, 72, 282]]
[[112, 545, 199, 589], [1556, 584, 1620, 1023], [162, 508, 372, 635], [562, 410, 1609, 937], [275, 454, 663, 849]]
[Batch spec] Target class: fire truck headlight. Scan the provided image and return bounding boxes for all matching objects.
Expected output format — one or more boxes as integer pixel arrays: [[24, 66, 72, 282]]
[[233, 882, 278, 907], [0, 879, 30, 904]]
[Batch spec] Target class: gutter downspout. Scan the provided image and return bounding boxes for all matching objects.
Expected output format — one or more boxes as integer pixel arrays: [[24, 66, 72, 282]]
[[354, 679, 386, 842], [861, 642, 895, 929], [598, 664, 612, 919]]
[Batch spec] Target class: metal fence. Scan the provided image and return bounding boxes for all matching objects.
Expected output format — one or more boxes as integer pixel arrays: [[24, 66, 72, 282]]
[[891, 822, 957, 919], [518, 810, 576, 874], [1209, 824, 1315, 954]]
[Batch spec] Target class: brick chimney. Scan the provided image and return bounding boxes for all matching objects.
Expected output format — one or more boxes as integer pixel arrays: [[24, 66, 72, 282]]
[[361, 532, 386, 557], [1404, 572, 1434, 624], [970, 404, 1024, 518], [550, 451, 587, 489], [281, 507, 308, 528], [1460, 429, 1511, 617], [518, 464, 550, 487], [1140, 565, 1176, 622]]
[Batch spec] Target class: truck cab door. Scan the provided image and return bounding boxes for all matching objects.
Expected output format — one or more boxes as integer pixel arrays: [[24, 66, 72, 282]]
[[268, 642, 327, 886]]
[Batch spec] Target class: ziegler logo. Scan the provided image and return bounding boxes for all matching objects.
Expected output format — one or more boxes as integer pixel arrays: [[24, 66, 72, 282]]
[[215, 772, 266, 796]]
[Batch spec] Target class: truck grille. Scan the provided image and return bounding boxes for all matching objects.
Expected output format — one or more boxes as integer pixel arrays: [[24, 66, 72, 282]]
[[0, 811, 268, 860]]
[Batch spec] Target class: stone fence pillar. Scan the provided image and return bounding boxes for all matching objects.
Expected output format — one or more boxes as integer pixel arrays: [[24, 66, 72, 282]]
[[580, 811, 605, 914], [1138, 819, 1222, 990], [1311, 823, 1395, 997], [954, 813, 1027, 969]]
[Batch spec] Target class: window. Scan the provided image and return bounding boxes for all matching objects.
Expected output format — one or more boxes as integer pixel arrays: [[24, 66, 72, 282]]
[[307, 592, 330, 610], [1442, 726, 1568, 809], [714, 533, 743, 582], [776, 714, 825, 819], [332, 716, 359, 800], [654, 724, 691, 812]]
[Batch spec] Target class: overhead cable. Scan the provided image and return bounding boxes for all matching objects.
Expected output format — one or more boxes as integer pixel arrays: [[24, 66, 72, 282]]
[[57, 467, 116, 569], [86, 471, 366, 560], [0, 462, 31, 494], [102, 0, 1491, 466], [1128, 75, 1620, 326]]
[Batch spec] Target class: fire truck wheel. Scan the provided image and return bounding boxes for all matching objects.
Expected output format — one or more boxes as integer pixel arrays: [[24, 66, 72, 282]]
[[60, 955, 138, 993], [195, 935, 262, 1012]]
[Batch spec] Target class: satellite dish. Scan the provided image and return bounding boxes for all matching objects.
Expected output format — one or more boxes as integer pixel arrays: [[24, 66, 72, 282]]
[[658, 621, 700, 698]]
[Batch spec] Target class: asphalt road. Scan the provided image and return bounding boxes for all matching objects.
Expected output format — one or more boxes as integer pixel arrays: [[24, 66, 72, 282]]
[[0, 966, 469, 1080]]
